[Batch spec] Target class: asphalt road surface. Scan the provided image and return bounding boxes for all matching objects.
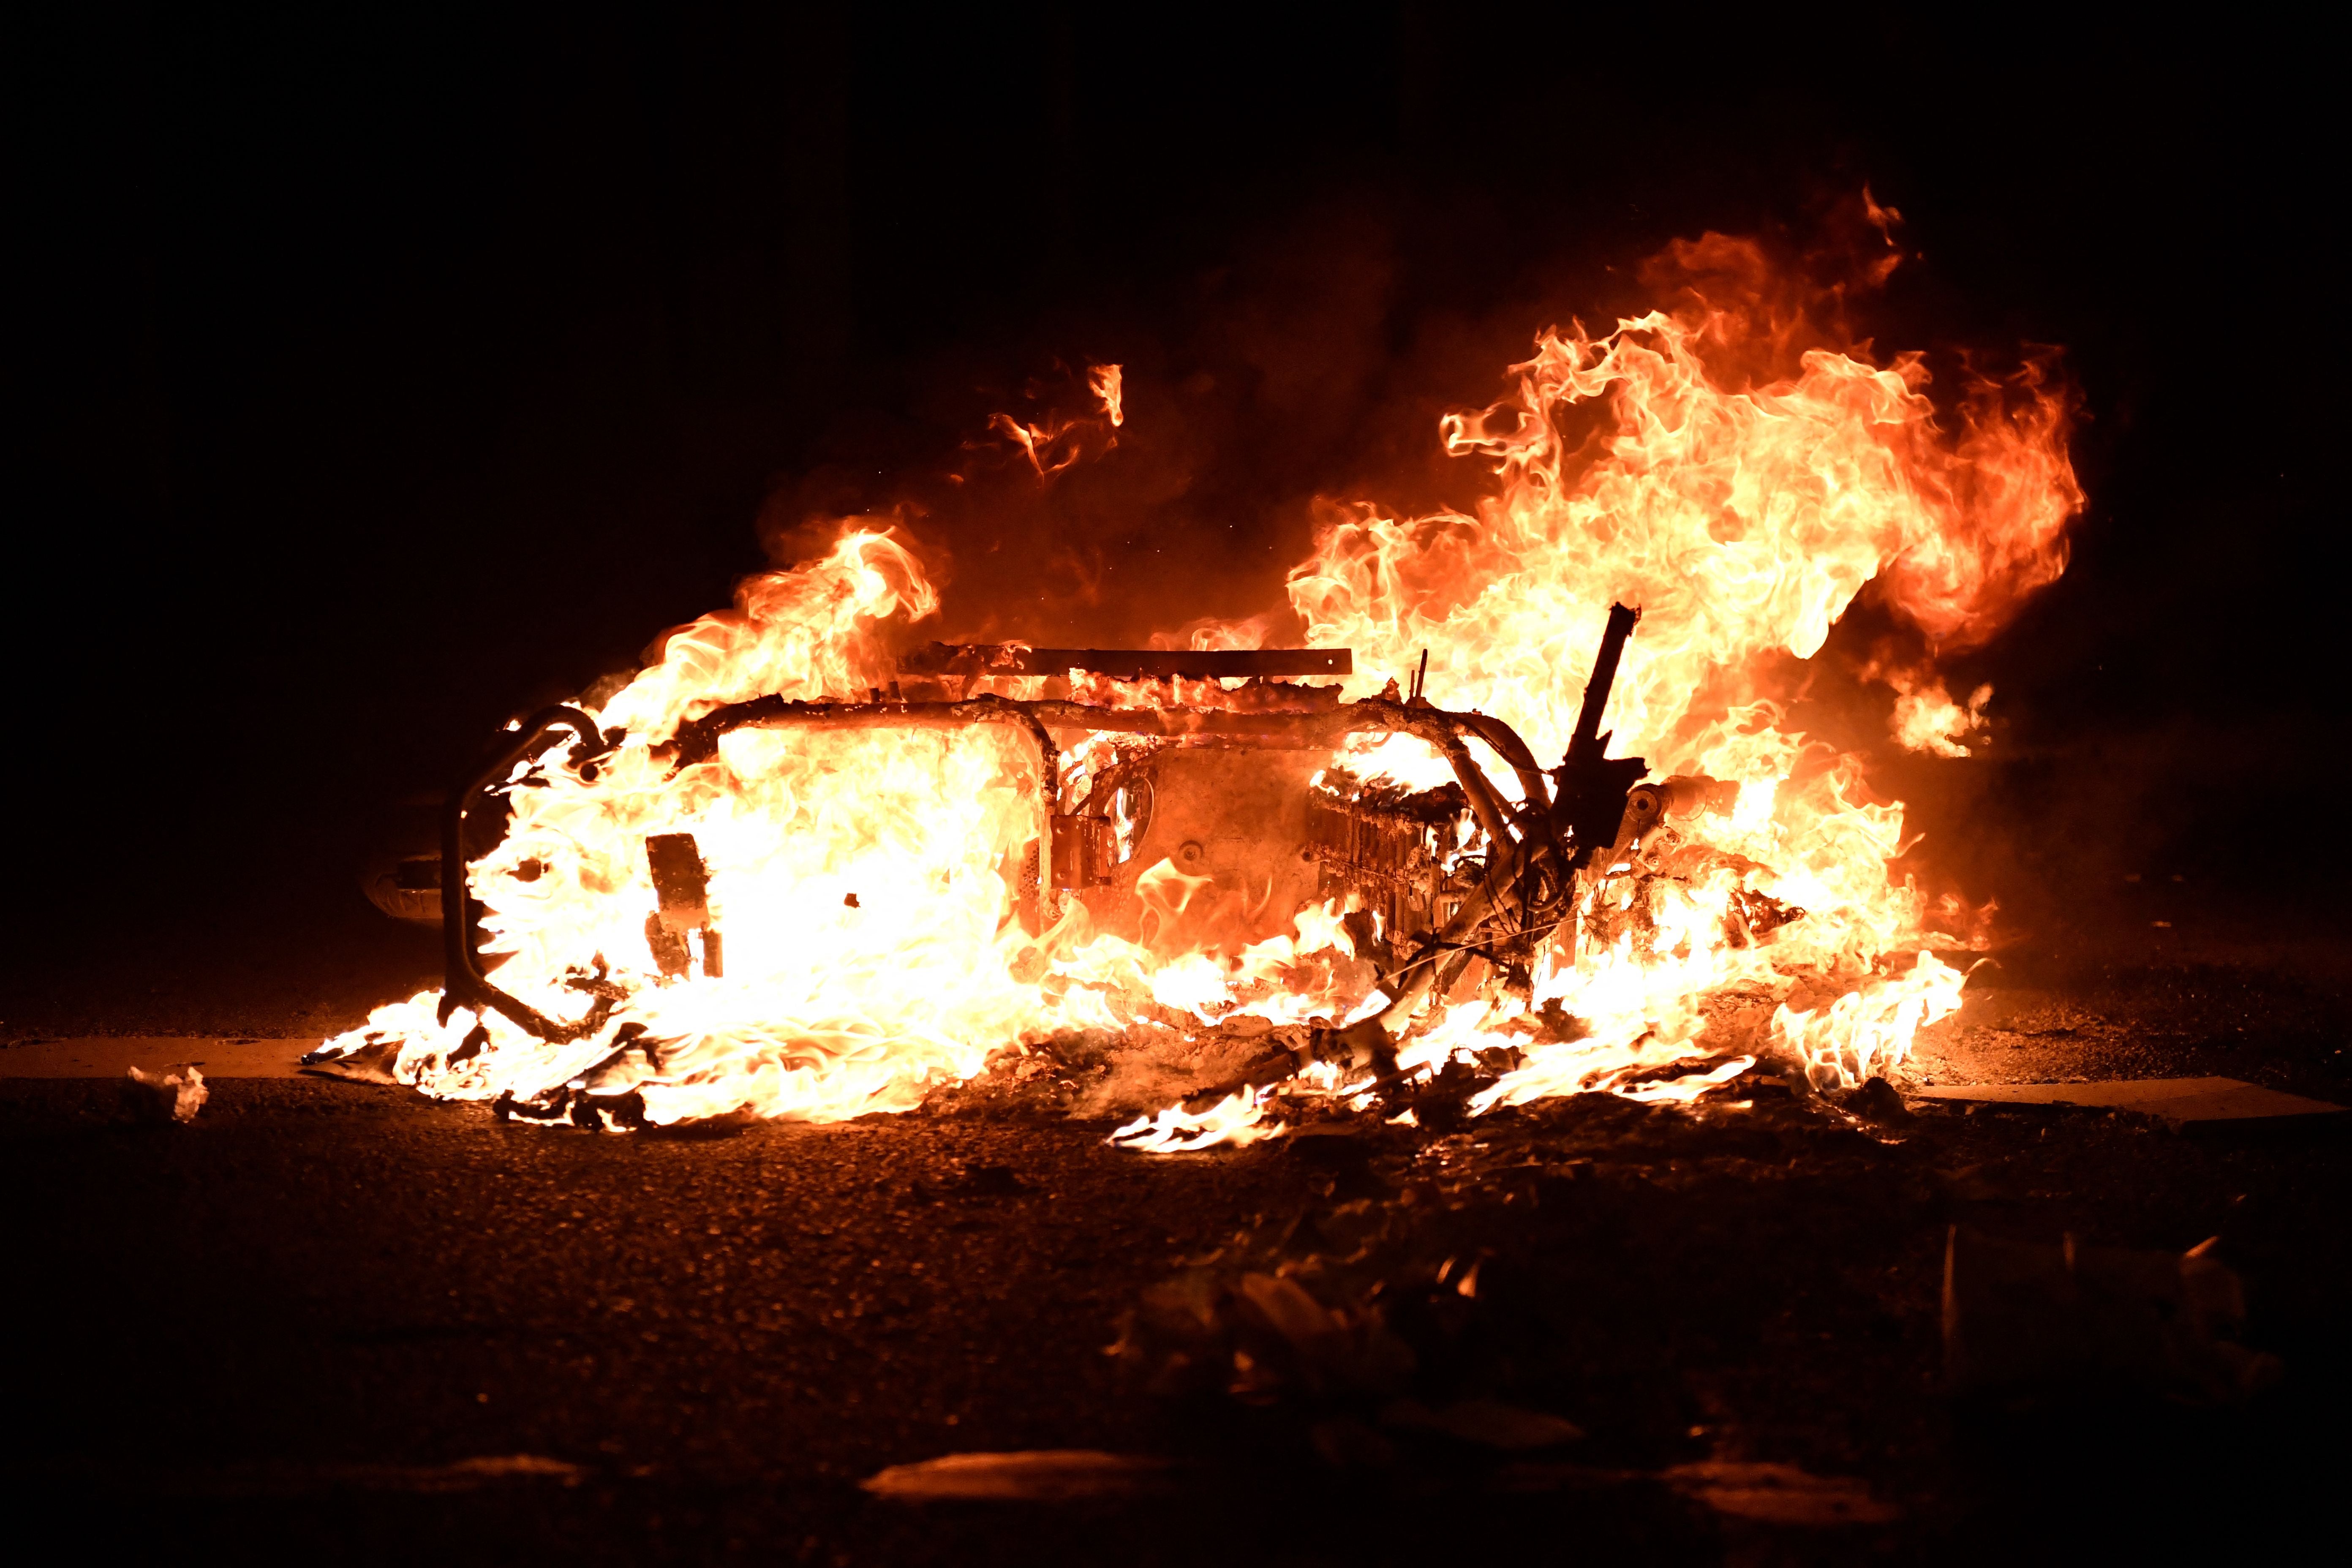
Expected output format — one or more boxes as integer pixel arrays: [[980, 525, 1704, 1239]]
[[4, 888, 2347, 1564]]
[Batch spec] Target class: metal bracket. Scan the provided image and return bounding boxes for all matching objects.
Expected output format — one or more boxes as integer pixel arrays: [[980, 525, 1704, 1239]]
[[438, 705, 617, 1041]]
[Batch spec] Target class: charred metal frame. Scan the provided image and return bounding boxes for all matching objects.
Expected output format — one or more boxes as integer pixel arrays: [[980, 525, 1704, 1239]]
[[440, 612, 1650, 1044], [438, 705, 618, 1041]]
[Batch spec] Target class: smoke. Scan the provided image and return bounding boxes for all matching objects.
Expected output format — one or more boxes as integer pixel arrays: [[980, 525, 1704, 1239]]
[[747, 196, 1425, 651]]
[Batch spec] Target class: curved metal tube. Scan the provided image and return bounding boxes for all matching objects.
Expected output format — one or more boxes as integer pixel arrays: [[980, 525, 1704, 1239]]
[[665, 693, 1059, 803], [1421, 724, 1517, 848], [670, 694, 1548, 823], [1448, 710, 1554, 814], [440, 705, 615, 1042], [661, 694, 1059, 933]]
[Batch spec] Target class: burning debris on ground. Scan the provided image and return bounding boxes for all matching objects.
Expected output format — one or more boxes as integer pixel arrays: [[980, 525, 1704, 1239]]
[[122, 1061, 209, 1123]]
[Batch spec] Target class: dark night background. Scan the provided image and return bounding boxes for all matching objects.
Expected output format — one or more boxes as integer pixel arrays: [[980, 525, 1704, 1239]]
[[5, 6, 2338, 994]]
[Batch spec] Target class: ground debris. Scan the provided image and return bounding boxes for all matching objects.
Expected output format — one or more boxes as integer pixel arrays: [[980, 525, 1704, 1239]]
[[1915, 1076, 2346, 1131], [123, 1062, 207, 1123], [1102, 1078, 1954, 1499], [861, 1450, 1173, 1501], [911, 1161, 1031, 1202], [1494, 1455, 1899, 1529], [1382, 1396, 1586, 1450], [1942, 1226, 2283, 1405], [1834, 1075, 1913, 1125], [918, 1021, 1314, 1123], [1660, 1460, 1900, 1526], [301, 1037, 402, 1084], [132, 1454, 588, 1497]]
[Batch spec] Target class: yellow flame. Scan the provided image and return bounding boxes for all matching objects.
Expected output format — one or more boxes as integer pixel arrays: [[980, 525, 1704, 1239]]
[[318, 248, 2077, 1140]]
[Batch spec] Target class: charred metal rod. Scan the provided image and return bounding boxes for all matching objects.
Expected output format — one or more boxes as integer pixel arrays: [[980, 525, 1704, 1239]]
[[1014, 697, 1544, 789], [672, 694, 1539, 810], [1450, 711, 1553, 814], [1554, 604, 1648, 870], [1425, 726, 1516, 848], [1570, 603, 1641, 752], [898, 644, 1352, 681]]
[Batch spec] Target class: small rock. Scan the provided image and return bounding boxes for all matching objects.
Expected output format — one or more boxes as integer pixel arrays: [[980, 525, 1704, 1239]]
[[1839, 1076, 1912, 1125]]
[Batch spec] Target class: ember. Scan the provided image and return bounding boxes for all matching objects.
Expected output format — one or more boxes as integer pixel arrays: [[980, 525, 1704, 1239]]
[[311, 237, 2079, 1141]]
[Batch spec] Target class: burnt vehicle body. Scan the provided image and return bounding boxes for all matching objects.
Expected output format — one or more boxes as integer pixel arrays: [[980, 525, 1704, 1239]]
[[417, 607, 1779, 1064]]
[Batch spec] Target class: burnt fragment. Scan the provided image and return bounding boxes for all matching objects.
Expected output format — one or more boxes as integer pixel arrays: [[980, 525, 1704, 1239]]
[[1404, 1057, 1489, 1134], [645, 833, 710, 926], [1836, 1075, 1914, 1125], [911, 1162, 1034, 1202], [599, 1090, 649, 1129], [561, 957, 628, 1002], [1313, 1015, 1396, 1076], [643, 833, 723, 978], [493, 1085, 575, 1124], [301, 1037, 403, 1084], [447, 1022, 491, 1066], [643, 913, 690, 977]]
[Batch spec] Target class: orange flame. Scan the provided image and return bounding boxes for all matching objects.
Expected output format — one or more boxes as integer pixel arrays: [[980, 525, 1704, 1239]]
[[1286, 254, 2077, 1112], [986, 362, 1125, 479], [317, 230, 2079, 1139], [1884, 670, 1993, 758], [1089, 362, 1124, 427]]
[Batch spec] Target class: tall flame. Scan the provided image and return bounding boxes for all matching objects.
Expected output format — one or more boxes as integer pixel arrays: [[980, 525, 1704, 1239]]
[[1289, 250, 2077, 1106], [318, 230, 2080, 1135], [1289, 299, 2079, 758]]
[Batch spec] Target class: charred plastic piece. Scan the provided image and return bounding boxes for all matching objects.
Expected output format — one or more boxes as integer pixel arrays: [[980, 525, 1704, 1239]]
[[645, 832, 723, 978]]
